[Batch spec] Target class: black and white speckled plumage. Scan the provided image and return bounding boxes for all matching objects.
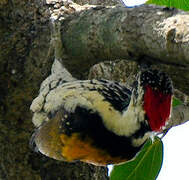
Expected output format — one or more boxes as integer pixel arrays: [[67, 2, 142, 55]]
[[140, 69, 173, 94], [59, 106, 144, 160], [56, 79, 132, 112], [31, 69, 173, 165]]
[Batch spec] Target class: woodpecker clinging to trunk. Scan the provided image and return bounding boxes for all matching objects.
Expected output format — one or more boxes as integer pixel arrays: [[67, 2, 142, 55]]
[[30, 69, 173, 166]]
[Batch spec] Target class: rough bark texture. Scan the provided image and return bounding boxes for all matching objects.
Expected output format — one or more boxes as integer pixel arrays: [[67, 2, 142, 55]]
[[60, 5, 189, 66], [59, 5, 189, 94], [0, 0, 108, 179]]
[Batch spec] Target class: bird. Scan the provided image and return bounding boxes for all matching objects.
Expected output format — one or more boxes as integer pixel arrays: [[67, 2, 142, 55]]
[[30, 69, 173, 166]]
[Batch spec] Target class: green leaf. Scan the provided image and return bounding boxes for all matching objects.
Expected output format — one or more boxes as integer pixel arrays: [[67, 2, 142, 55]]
[[172, 97, 182, 107], [110, 137, 163, 180], [146, 0, 189, 11]]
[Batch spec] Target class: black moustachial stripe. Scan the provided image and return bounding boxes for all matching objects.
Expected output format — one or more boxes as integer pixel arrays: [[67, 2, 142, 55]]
[[60, 106, 144, 160]]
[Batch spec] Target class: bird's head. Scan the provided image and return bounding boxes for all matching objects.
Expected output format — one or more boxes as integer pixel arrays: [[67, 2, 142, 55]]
[[134, 69, 173, 132]]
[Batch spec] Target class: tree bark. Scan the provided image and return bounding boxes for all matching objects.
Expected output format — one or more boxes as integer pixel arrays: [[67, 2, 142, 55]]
[[0, 0, 108, 179], [59, 5, 189, 95], [61, 5, 189, 66]]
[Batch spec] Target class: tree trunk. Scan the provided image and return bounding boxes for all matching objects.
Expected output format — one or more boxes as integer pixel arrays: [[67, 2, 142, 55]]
[[0, 0, 108, 179]]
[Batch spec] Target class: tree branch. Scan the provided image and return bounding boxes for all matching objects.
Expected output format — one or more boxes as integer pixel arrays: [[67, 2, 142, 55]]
[[47, 1, 189, 95], [60, 5, 189, 70], [169, 104, 189, 129]]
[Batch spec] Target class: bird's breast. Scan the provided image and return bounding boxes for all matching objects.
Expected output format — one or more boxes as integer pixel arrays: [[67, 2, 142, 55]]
[[33, 107, 142, 166], [60, 133, 127, 166]]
